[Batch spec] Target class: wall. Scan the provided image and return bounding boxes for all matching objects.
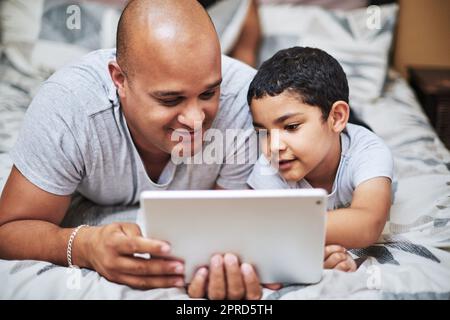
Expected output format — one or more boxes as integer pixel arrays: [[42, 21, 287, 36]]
[[394, 0, 450, 78]]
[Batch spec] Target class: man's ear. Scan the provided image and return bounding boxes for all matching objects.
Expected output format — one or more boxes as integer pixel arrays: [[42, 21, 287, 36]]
[[327, 101, 350, 133], [108, 61, 128, 99]]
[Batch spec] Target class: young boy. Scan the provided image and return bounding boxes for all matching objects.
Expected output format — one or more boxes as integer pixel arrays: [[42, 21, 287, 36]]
[[247, 47, 394, 272]]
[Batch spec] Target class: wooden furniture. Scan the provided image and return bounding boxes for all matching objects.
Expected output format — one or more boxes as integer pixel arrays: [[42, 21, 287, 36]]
[[408, 67, 450, 149]]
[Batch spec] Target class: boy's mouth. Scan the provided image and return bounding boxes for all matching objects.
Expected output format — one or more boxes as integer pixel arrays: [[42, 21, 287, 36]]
[[278, 158, 297, 170]]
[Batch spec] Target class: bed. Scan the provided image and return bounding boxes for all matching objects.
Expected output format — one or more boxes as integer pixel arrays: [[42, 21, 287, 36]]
[[0, 0, 449, 299]]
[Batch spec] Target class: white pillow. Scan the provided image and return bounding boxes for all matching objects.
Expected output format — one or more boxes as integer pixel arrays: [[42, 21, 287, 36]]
[[258, 3, 399, 102], [0, 0, 250, 74], [0, 0, 122, 73], [258, 0, 368, 11]]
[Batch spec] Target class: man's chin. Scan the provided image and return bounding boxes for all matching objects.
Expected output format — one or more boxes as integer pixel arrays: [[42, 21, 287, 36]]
[[169, 142, 203, 162]]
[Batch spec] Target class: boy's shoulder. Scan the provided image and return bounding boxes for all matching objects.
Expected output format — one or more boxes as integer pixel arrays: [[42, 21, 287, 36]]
[[342, 123, 391, 159], [341, 123, 394, 188]]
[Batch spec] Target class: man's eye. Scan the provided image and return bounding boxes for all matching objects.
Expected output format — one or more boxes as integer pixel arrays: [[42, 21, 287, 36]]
[[285, 124, 300, 131], [199, 91, 216, 100], [160, 98, 182, 106]]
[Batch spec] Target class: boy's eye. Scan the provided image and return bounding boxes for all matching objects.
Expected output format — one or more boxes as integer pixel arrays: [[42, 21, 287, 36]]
[[199, 90, 216, 100], [285, 123, 300, 131]]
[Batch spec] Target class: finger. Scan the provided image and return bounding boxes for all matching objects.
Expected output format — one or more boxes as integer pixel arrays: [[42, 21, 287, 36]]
[[114, 274, 184, 290], [335, 259, 353, 272], [348, 257, 357, 271], [188, 267, 209, 299], [118, 222, 143, 237], [208, 255, 226, 300], [324, 252, 347, 269], [115, 234, 171, 256], [224, 253, 245, 300], [241, 263, 262, 300], [324, 245, 346, 260], [116, 257, 184, 276], [263, 283, 283, 290], [339, 256, 357, 272]]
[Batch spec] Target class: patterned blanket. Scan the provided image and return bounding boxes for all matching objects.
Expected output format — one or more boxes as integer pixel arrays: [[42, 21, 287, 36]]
[[1, 3, 449, 300]]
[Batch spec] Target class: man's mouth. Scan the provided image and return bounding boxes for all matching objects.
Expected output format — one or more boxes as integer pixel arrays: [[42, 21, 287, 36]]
[[170, 128, 203, 142]]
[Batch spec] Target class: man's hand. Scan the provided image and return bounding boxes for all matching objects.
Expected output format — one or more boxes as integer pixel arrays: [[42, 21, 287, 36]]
[[80, 222, 185, 289], [187, 253, 281, 300], [324, 245, 357, 272]]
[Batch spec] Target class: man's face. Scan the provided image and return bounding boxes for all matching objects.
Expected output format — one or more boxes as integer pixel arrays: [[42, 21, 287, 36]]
[[117, 49, 222, 158], [251, 92, 336, 182]]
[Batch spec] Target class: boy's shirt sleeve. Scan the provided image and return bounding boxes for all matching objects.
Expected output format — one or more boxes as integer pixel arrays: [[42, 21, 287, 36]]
[[349, 134, 394, 189], [9, 82, 87, 196]]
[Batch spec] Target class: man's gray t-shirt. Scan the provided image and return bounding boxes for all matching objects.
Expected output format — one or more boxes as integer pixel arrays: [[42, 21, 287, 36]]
[[11, 49, 257, 206]]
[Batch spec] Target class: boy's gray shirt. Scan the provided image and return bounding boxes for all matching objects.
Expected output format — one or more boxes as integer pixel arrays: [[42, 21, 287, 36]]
[[11, 49, 257, 205]]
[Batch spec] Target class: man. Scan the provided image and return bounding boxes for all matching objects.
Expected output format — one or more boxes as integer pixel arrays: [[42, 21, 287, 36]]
[[0, 0, 273, 300]]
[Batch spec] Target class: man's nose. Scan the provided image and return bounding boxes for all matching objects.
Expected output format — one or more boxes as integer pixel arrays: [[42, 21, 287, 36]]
[[178, 103, 206, 129]]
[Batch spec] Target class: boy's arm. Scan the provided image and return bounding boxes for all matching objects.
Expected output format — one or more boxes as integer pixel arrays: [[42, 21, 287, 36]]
[[326, 177, 392, 248]]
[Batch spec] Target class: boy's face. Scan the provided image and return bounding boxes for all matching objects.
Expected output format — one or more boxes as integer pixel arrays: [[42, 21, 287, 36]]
[[251, 92, 337, 182]]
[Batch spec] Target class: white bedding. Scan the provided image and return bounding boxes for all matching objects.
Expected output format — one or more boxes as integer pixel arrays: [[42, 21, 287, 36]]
[[1, 3, 450, 300], [1, 65, 449, 299]]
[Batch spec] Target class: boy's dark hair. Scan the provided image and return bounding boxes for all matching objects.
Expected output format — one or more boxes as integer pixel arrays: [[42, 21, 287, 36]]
[[247, 47, 349, 120]]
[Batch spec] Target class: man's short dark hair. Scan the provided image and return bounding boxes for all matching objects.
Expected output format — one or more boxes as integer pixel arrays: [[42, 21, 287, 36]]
[[247, 47, 349, 120]]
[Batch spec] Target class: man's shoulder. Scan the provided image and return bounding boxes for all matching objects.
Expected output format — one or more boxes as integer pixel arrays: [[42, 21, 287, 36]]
[[211, 55, 256, 130], [43, 49, 117, 116], [220, 54, 256, 96]]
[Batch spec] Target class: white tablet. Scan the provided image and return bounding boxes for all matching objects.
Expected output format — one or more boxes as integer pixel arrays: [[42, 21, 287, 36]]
[[139, 189, 327, 284]]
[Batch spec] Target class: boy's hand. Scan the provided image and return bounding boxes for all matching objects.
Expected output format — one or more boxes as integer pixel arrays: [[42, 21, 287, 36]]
[[324, 245, 357, 272], [187, 253, 282, 300]]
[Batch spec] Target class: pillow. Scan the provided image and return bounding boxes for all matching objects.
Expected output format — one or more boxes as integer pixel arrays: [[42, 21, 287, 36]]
[[207, 0, 251, 54], [0, 0, 250, 74], [0, 0, 122, 74], [258, 0, 368, 11], [257, 3, 399, 102]]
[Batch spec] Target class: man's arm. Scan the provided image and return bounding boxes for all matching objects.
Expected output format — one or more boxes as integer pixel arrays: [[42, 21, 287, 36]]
[[0, 166, 74, 265], [214, 183, 224, 190], [326, 177, 392, 248], [0, 166, 185, 289]]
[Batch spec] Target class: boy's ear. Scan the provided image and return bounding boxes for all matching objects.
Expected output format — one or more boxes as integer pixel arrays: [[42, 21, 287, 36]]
[[328, 101, 350, 133]]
